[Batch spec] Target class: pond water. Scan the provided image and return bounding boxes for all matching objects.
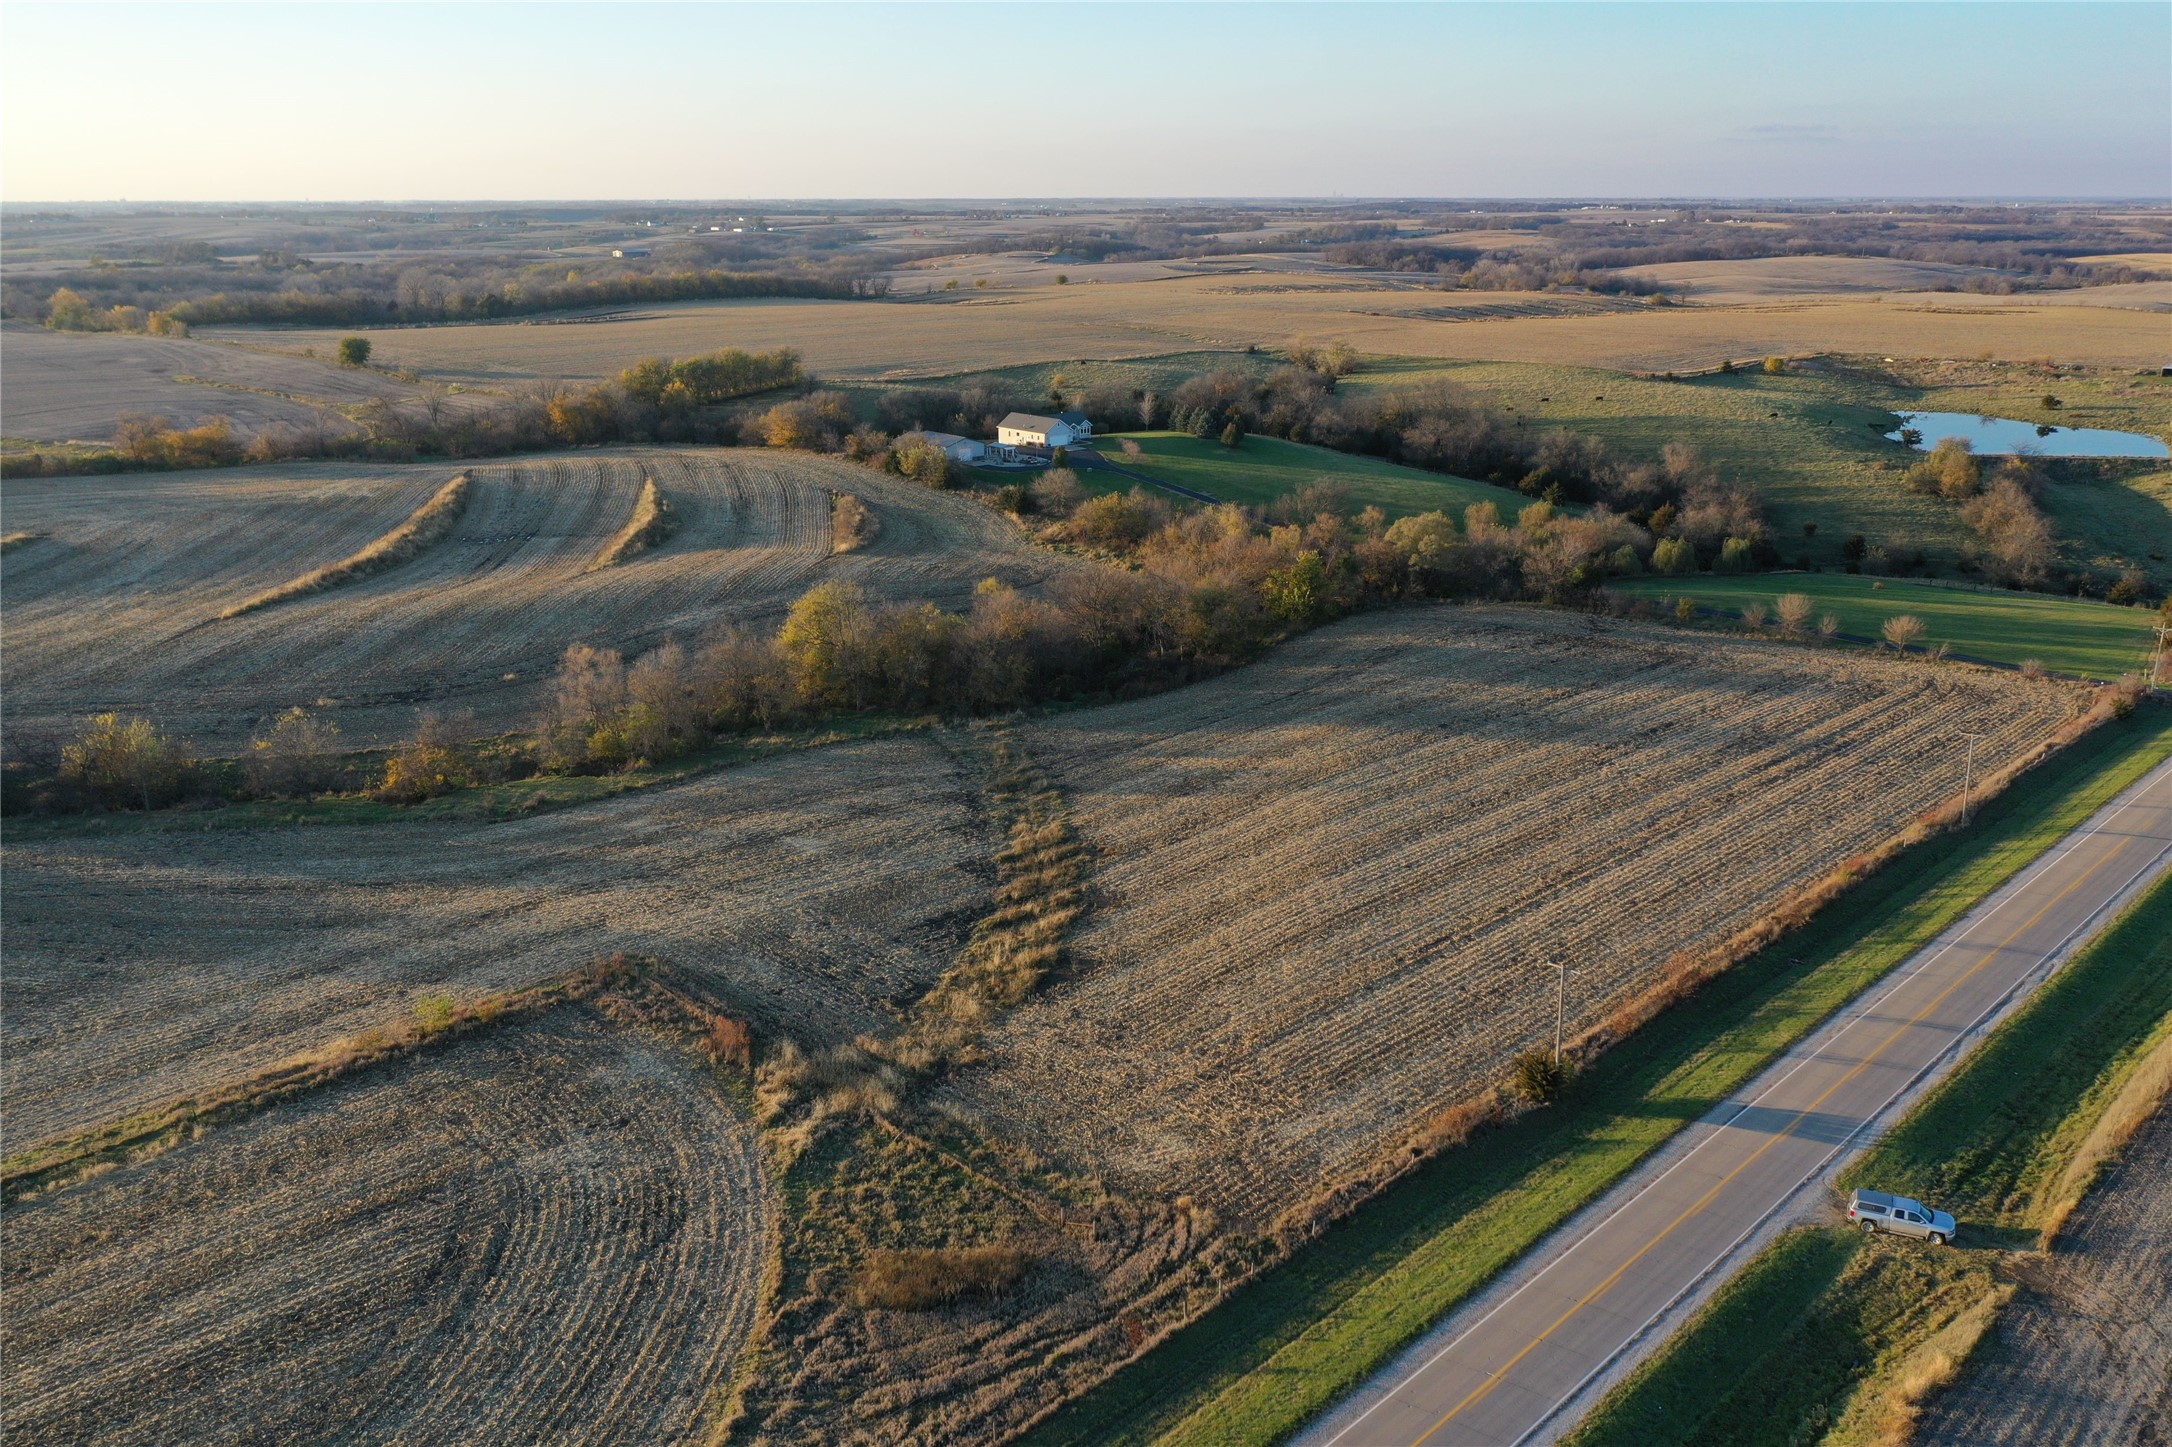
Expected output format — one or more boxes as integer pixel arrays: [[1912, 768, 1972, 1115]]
[[1885, 410, 2169, 459]]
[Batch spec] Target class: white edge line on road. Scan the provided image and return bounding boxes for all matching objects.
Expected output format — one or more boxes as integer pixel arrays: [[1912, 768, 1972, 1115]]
[[1313, 752, 2172, 1447]]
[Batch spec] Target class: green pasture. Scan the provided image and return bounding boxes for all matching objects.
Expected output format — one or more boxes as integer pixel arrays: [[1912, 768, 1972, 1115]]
[[1090, 429, 1521, 517], [1611, 573, 2162, 681]]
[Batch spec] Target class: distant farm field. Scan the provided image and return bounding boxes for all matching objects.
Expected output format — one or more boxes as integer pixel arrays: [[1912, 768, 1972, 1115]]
[[2, 734, 993, 1147], [1612, 256, 1992, 302], [1089, 431, 1519, 516], [953, 607, 2080, 1220], [203, 273, 2172, 385], [0, 324, 441, 442], [1610, 574, 2163, 681], [2, 1003, 769, 1447], [1, 446, 1063, 747]]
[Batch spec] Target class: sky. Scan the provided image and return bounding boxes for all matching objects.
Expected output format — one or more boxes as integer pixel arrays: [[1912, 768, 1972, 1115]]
[[3, 2, 2166, 202]]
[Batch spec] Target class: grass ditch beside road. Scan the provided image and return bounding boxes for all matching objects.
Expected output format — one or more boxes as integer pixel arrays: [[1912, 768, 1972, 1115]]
[[1019, 705, 2172, 1447], [1563, 875, 2172, 1447]]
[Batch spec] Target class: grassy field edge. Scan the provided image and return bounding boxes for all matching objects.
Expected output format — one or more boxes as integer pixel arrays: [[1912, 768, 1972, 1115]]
[[1561, 875, 2172, 1447], [1015, 705, 2172, 1447]]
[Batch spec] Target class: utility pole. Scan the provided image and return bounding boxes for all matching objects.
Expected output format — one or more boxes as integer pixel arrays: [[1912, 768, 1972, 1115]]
[[2153, 622, 2171, 690], [1541, 957, 1569, 1067], [1957, 731, 1986, 824]]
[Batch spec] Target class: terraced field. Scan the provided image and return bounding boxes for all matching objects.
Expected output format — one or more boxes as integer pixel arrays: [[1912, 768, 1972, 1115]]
[[2, 735, 993, 1148], [2, 1003, 770, 1447], [2, 447, 1062, 747], [955, 607, 2082, 1220]]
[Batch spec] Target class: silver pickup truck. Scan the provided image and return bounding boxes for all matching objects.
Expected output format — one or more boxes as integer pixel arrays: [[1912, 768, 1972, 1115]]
[[1847, 1188, 1956, 1245]]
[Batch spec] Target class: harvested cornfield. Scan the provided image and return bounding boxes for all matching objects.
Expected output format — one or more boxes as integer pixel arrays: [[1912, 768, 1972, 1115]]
[[210, 273, 2172, 383], [952, 607, 2083, 1220], [1, 446, 1063, 747], [2, 734, 994, 1149], [0, 323, 429, 442], [1, 1002, 771, 1447]]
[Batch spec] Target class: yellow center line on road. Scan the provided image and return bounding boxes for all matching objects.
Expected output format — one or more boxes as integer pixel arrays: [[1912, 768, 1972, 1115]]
[[1405, 833, 2125, 1447]]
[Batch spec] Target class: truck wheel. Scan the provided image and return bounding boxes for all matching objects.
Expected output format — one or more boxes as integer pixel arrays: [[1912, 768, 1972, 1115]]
[[1930, 1232, 1948, 1247], [1860, 1220, 1877, 1234]]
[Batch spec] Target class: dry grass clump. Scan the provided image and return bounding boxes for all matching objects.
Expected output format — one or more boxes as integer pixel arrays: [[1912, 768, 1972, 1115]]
[[2036, 1022, 2172, 1248], [221, 469, 471, 617], [588, 474, 676, 569], [880, 726, 1087, 1075], [850, 1244, 1035, 1311], [1831, 1278, 2013, 1447], [830, 492, 878, 553], [1, 530, 44, 552]]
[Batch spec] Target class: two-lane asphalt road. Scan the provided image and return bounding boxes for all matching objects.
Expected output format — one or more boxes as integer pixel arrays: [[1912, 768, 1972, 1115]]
[[1301, 750, 2172, 1447]]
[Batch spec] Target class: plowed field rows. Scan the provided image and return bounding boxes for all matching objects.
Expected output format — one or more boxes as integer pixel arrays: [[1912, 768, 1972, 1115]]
[[1, 1003, 770, 1447], [2, 446, 1060, 747], [953, 608, 2081, 1219], [3, 735, 993, 1148]]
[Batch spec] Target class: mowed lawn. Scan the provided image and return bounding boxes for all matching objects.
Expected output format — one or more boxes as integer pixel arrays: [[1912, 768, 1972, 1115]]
[[1612, 573, 2162, 681], [1091, 430, 1523, 517]]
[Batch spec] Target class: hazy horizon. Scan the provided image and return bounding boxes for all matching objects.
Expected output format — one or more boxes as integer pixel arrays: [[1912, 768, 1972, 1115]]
[[5, 1, 2166, 205]]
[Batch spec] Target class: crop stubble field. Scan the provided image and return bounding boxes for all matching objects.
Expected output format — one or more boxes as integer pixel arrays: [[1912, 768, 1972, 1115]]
[[209, 274, 2172, 384], [2, 1002, 771, 1447], [2, 446, 1063, 747], [2, 735, 994, 1148], [0, 323, 444, 442], [955, 608, 2080, 1220]]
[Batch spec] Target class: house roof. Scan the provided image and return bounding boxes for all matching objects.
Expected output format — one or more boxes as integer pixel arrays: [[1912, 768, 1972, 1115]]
[[1056, 410, 1091, 427], [914, 431, 977, 449], [999, 412, 1064, 433]]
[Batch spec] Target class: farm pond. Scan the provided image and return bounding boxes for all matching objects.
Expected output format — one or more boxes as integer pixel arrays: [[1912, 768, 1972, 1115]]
[[1886, 410, 2170, 458]]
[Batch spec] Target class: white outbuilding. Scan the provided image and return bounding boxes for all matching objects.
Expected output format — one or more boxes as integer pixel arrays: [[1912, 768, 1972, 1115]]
[[913, 430, 987, 464], [996, 412, 1081, 449]]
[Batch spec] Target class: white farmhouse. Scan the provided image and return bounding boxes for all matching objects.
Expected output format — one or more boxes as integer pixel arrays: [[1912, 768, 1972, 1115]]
[[997, 412, 1082, 449], [913, 430, 987, 464]]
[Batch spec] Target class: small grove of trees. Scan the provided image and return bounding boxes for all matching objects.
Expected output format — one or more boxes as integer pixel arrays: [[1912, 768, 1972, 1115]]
[[243, 707, 348, 797], [53, 713, 196, 811], [42, 287, 188, 336]]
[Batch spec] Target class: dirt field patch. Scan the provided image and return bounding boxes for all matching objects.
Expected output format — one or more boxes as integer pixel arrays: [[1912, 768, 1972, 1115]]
[[2, 447, 1063, 747], [953, 607, 2080, 1220], [2, 734, 994, 1148], [1, 1002, 770, 1447]]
